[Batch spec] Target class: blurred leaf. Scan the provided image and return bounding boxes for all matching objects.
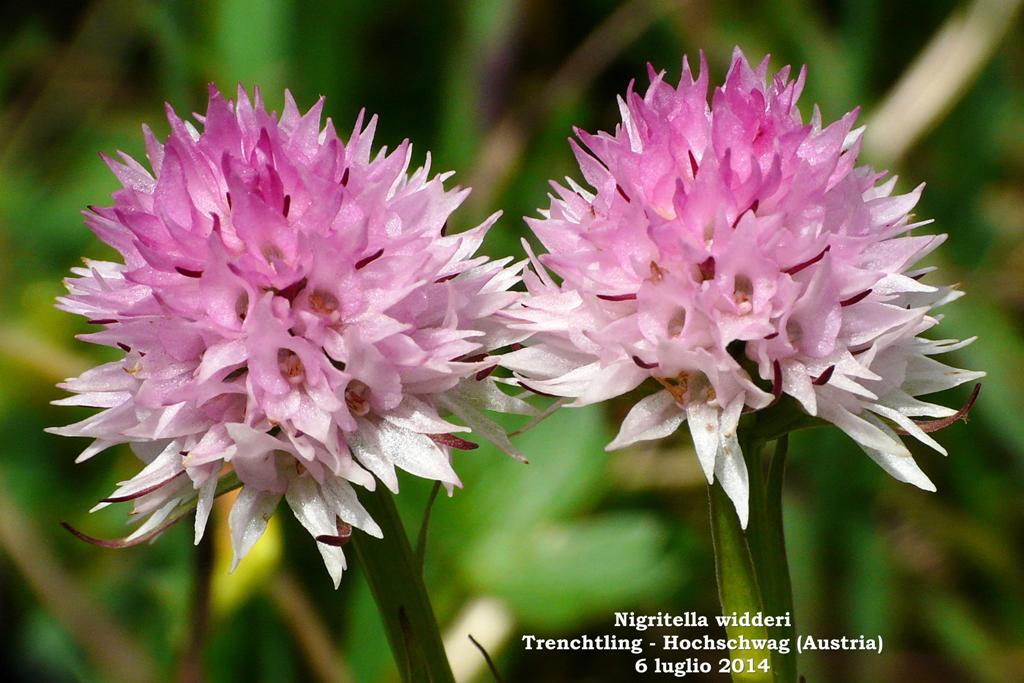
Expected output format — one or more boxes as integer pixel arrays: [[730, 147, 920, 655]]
[[467, 512, 677, 630], [843, 523, 892, 683], [210, 0, 289, 94], [432, 406, 611, 547], [436, 0, 512, 169], [22, 608, 95, 683], [941, 297, 1024, 461], [922, 590, 1011, 683], [343, 571, 395, 683], [207, 596, 297, 683]]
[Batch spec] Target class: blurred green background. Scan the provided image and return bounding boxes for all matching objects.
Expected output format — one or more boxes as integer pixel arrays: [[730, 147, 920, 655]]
[[1, 1, 1022, 681]]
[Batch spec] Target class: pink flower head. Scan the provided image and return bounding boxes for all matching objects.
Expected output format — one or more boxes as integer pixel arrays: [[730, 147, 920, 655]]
[[50, 86, 528, 586], [507, 49, 983, 525]]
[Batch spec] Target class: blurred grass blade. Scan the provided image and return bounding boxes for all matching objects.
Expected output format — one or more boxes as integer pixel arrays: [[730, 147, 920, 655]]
[[865, 0, 1023, 165], [0, 470, 157, 682], [269, 571, 355, 683], [467, 0, 673, 216]]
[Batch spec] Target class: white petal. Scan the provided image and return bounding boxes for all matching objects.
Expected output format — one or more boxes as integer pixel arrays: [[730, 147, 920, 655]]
[[500, 345, 591, 379], [878, 390, 957, 418], [75, 438, 120, 464], [570, 361, 647, 407], [859, 414, 936, 491], [607, 391, 684, 451], [866, 403, 946, 455], [93, 440, 182, 511], [781, 360, 817, 416], [918, 336, 977, 356], [902, 356, 985, 396], [125, 497, 181, 541], [819, 403, 911, 456], [52, 391, 131, 408], [718, 397, 744, 442], [322, 477, 383, 538], [715, 422, 749, 528], [346, 422, 400, 493], [228, 486, 281, 571], [449, 379, 538, 416], [828, 373, 880, 400], [436, 393, 526, 462], [686, 399, 720, 484], [384, 395, 470, 434], [58, 360, 137, 393], [520, 361, 603, 398], [193, 474, 219, 545], [46, 401, 138, 438], [373, 420, 461, 487], [285, 476, 346, 588]]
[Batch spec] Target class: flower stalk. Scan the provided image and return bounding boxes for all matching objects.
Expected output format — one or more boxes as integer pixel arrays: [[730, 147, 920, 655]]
[[709, 431, 796, 683], [351, 485, 455, 683]]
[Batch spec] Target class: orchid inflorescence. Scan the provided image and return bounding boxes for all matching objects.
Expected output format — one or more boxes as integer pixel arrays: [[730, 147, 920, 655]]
[[50, 86, 528, 586], [504, 49, 982, 526]]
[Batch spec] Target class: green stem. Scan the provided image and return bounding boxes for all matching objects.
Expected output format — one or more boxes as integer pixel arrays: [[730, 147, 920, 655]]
[[709, 481, 773, 682], [709, 430, 797, 683], [351, 486, 455, 683], [744, 436, 797, 683]]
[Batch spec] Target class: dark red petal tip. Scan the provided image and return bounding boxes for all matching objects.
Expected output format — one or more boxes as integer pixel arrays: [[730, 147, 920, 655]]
[[475, 364, 498, 381], [783, 245, 830, 276], [596, 293, 637, 302], [768, 360, 783, 406], [812, 365, 835, 386], [517, 380, 559, 398], [354, 248, 384, 270], [896, 383, 982, 434], [731, 200, 759, 228], [275, 277, 307, 301], [60, 515, 182, 549], [428, 433, 479, 450], [101, 471, 185, 504], [632, 355, 658, 369], [315, 534, 351, 547], [840, 289, 872, 307]]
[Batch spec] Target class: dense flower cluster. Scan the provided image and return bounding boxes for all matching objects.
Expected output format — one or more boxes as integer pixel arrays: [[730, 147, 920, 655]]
[[50, 87, 527, 585], [505, 49, 982, 524]]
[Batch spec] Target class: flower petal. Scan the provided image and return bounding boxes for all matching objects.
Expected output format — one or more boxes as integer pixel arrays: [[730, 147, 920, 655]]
[[607, 390, 685, 450]]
